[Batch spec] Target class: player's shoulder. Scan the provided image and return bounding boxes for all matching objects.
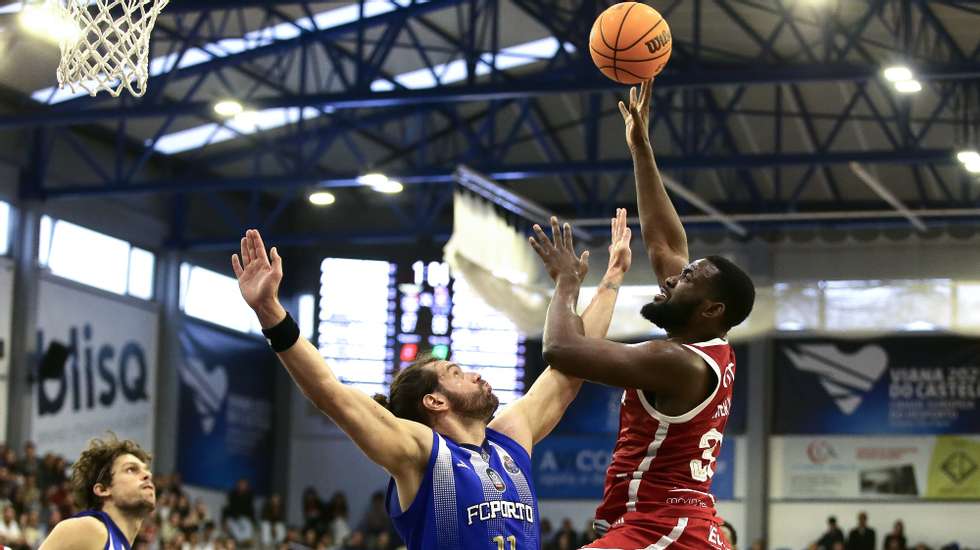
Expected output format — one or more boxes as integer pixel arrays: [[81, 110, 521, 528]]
[[40, 515, 108, 550]]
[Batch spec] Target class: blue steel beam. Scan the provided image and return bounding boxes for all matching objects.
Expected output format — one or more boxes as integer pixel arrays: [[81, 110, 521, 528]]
[[43, 148, 957, 198], [5, 63, 978, 129]]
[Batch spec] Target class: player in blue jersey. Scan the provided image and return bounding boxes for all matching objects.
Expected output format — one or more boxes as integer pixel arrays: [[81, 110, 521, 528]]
[[40, 434, 155, 550], [233, 210, 633, 550]]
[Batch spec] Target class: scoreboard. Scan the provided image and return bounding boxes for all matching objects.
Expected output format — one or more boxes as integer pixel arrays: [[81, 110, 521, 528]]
[[318, 258, 525, 405]]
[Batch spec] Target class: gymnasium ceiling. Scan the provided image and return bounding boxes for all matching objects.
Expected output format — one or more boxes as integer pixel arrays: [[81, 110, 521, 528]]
[[0, 0, 977, 249]]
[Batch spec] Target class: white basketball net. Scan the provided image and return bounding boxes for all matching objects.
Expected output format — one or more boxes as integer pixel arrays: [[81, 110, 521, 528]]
[[53, 0, 170, 97]]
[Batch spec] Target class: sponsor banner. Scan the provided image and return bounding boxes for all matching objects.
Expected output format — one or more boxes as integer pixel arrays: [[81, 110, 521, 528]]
[[774, 336, 980, 434], [0, 259, 13, 442], [33, 278, 158, 458], [532, 434, 616, 499], [926, 436, 980, 499], [772, 436, 980, 500], [177, 321, 275, 493]]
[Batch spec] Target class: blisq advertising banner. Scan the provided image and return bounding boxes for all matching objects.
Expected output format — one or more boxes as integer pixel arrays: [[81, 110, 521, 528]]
[[177, 321, 275, 493], [772, 435, 980, 500], [774, 336, 980, 435], [33, 278, 158, 458]]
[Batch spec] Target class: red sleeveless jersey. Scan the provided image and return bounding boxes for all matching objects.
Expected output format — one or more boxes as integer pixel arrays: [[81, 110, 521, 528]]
[[594, 338, 736, 528]]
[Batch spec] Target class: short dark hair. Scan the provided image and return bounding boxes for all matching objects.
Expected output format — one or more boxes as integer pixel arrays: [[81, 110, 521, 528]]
[[373, 354, 442, 426], [71, 433, 151, 510], [704, 255, 755, 329]]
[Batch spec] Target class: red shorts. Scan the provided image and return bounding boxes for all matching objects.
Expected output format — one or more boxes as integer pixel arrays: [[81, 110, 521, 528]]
[[582, 517, 731, 550]]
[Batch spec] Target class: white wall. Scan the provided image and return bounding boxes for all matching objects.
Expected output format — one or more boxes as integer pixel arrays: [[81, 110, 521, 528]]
[[769, 502, 980, 550]]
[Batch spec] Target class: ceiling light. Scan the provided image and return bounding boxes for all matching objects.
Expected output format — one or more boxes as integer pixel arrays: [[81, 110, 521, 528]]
[[893, 79, 922, 94], [232, 110, 261, 129], [372, 179, 404, 194], [956, 150, 980, 164], [308, 191, 336, 206], [357, 173, 388, 187], [883, 66, 913, 82], [214, 100, 243, 117], [20, 4, 80, 43], [965, 161, 980, 174]]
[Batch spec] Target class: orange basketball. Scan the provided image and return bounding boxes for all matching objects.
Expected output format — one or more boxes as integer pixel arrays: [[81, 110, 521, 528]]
[[589, 2, 672, 85]]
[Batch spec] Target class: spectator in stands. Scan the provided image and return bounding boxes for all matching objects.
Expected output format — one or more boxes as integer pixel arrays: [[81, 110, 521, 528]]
[[160, 508, 182, 544], [817, 516, 846, 549], [847, 512, 876, 550], [374, 530, 393, 550], [327, 492, 351, 544], [539, 518, 553, 543], [580, 520, 599, 547], [0, 504, 26, 548], [22, 509, 43, 548], [18, 443, 39, 479], [550, 518, 578, 550], [18, 474, 41, 514], [0, 466, 17, 504], [302, 487, 326, 534], [1, 449, 17, 474], [339, 530, 366, 550], [261, 493, 287, 547], [884, 520, 906, 550], [225, 478, 256, 545], [357, 491, 390, 539]]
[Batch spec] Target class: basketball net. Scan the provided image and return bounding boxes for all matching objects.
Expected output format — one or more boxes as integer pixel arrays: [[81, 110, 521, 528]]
[[46, 0, 170, 97]]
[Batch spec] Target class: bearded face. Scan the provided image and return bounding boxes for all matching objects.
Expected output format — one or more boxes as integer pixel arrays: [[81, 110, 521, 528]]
[[640, 291, 701, 333], [442, 382, 499, 422]]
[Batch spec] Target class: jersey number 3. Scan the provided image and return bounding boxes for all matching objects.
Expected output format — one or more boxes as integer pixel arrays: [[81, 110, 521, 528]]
[[690, 428, 723, 482]]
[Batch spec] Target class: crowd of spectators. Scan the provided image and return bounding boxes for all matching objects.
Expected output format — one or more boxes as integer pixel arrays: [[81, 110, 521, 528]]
[[810, 512, 964, 550]]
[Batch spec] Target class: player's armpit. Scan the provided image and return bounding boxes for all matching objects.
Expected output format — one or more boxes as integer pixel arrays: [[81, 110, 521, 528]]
[[38, 517, 107, 550], [543, 337, 707, 396]]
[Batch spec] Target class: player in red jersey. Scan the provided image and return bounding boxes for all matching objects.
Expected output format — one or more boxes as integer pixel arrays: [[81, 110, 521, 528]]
[[529, 79, 755, 550]]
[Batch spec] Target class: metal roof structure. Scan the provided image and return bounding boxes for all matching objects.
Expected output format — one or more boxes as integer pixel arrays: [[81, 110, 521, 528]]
[[0, 0, 977, 249]]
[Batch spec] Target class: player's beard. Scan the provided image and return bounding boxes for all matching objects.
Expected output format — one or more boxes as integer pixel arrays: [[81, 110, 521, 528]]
[[114, 489, 156, 517], [444, 385, 499, 423], [640, 297, 699, 333]]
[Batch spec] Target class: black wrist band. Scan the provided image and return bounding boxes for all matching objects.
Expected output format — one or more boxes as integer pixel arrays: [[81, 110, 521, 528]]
[[262, 312, 300, 352]]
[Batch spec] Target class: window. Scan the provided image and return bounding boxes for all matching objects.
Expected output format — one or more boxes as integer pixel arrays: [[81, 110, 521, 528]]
[[0, 200, 9, 255], [774, 282, 821, 331], [956, 282, 980, 329], [38, 215, 155, 299], [180, 263, 261, 334], [823, 279, 952, 331]]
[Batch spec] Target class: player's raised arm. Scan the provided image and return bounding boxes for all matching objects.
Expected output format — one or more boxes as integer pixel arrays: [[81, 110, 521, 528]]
[[232, 230, 431, 479], [490, 209, 632, 450], [537, 220, 706, 394], [622, 79, 689, 286]]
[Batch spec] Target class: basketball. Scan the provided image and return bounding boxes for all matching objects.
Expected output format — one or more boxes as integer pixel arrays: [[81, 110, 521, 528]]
[[589, 2, 672, 85]]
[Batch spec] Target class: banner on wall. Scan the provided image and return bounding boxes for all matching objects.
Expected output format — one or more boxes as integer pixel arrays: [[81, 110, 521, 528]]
[[773, 336, 980, 434], [177, 321, 275, 493], [773, 436, 980, 500], [33, 278, 158, 459]]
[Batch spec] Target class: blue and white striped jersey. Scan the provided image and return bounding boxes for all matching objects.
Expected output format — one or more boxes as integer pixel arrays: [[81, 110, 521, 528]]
[[386, 428, 539, 550]]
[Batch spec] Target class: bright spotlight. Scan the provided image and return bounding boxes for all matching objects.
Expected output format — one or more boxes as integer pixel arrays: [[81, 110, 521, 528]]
[[956, 150, 980, 164], [357, 173, 388, 187], [20, 4, 80, 44], [308, 191, 336, 206], [214, 100, 243, 117], [893, 79, 922, 94], [965, 161, 980, 174], [883, 66, 913, 82], [372, 179, 404, 194]]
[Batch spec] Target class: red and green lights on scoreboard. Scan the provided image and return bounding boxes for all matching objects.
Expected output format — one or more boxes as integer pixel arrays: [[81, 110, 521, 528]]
[[318, 258, 524, 404]]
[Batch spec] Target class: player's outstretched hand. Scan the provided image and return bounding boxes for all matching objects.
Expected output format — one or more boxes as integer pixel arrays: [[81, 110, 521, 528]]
[[529, 216, 589, 285], [619, 78, 653, 152], [606, 208, 632, 277], [231, 229, 283, 311]]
